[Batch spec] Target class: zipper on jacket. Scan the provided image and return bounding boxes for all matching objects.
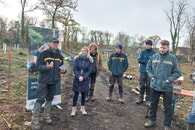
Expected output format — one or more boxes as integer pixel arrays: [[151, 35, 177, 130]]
[[52, 52, 56, 82], [80, 60, 85, 74]]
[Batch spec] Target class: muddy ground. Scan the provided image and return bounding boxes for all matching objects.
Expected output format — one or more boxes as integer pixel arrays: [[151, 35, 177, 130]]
[[0, 51, 187, 130]]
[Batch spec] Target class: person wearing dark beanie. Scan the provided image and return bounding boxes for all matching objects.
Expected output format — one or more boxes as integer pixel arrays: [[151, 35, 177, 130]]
[[136, 40, 156, 106], [106, 44, 129, 103]]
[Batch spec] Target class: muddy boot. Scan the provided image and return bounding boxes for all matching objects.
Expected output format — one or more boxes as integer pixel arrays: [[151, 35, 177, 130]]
[[89, 85, 95, 101], [106, 92, 112, 101], [31, 102, 42, 130], [144, 120, 156, 128], [71, 107, 77, 116], [80, 106, 87, 115], [106, 85, 114, 101], [43, 101, 52, 124], [118, 93, 124, 103], [187, 123, 195, 130]]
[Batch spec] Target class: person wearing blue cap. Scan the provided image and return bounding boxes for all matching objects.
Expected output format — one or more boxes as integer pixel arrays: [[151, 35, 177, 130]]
[[106, 44, 129, 103]]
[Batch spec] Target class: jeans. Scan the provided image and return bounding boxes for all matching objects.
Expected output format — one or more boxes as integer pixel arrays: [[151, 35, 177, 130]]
[[72, 91, 86, 107], [36, 83, 56, 104], [139, 73, 150, 101], [149, 88, 173, 127]]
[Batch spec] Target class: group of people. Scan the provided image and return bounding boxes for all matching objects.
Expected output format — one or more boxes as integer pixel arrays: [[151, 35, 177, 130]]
[[31, 37, 183, 130], [136, 40, 181, 130]]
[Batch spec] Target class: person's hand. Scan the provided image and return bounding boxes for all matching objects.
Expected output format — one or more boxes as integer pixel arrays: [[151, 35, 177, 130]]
[[165, 80, 169, 83], [151, 77, 155, 80], [46, 61, 53, 69], [79, 76, 84, 81], [60, 68, 66, 73]]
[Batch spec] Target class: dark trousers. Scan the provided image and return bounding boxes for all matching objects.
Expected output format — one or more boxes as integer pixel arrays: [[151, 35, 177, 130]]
[[139, 73, 150, 101], [88, 72, 97, 96], [109, 75, 123, 94], [36, 83, 56, 104], [72, 91, 86, 107], [149, 88, 173, 127]]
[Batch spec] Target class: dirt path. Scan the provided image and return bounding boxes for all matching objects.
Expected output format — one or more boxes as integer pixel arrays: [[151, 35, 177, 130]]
[[39, 59, 184, 130]]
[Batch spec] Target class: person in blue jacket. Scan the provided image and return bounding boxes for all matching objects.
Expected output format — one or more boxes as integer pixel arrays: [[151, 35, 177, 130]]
[[106, 44, 129, 103], [71, 46, 93, 116], [136, 40, 156, 106], [144, 40, 181, 130]]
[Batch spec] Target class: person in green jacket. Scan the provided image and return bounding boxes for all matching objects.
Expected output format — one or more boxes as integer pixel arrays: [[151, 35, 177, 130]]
[[106, 44, 129, 103], [144, 40, 181, 130]]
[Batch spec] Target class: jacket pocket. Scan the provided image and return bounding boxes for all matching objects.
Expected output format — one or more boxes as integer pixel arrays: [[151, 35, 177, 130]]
[[161, 81, 172, 90]]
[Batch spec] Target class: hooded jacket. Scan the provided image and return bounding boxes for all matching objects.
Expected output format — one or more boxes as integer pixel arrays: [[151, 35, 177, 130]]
[[146, 51, 181, 91], [36, 47, 64, 84], [108, 52, 129, 76]]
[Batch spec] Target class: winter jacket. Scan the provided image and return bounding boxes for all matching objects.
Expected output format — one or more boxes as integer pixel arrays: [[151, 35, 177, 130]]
[[72, 55, 93, 92], [138, 49, 156, 73], [90, 52, 102, 75], [36, 47, 64, 84], [108, 52, 129, 76], [146, 51, 181, 91]]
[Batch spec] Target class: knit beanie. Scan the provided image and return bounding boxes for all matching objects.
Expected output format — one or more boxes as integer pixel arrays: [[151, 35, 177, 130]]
[[116, 44, 123, 50], [145, 40, 152, 45]]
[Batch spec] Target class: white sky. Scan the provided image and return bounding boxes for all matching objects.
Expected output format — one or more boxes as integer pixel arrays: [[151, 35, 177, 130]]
[[0, 0, 195, 45]]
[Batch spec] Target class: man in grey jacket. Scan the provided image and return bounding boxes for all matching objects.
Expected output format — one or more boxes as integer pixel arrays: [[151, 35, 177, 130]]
[[144, 40, 181, 130]]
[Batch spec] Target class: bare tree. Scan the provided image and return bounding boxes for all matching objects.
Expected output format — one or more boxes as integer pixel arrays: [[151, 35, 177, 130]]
[[147, 35, 161, 48], [104, 31, 113, 46], [185, 9, 195, 55], [114, 32, 130, 52], [20, 0, 37, 47], [165, 0, 188, 54], [38, 0, 78, 29]]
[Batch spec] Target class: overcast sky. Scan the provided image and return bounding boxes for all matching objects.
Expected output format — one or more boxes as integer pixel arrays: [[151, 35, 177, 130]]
[[0, 0, 195, 45]]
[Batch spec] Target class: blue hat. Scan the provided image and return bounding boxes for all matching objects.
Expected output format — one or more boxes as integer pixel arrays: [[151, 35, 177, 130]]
[[116, 44, 123, 50]]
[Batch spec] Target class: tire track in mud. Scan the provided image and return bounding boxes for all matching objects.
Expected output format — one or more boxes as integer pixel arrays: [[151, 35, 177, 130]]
[[40, 52, 184, 130]]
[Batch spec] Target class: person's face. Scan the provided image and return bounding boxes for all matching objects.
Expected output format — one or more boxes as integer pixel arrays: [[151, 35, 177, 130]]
[[145, 44, 152, 49], [90, 45, 96, 52], [115, 48, 121, 53], [81, 48, 88, 56], [159, 44, 169, 54], [50, 41, 59, 50]]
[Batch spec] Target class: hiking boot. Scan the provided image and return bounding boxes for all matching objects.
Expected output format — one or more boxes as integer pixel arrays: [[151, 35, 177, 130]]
[[136, 98, 143, 104], [71, 107, 77, 116], [144, 120, 156, 128], [106, 92, 112, 101], [80, 106, 87, 115], [106, 96, 112, 101], [118, 98, 124, 103], [43, 101, 52, 124], [164, 126, 171, 130], [187, 123, 195, 130], [145, 101, 151, 106]]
